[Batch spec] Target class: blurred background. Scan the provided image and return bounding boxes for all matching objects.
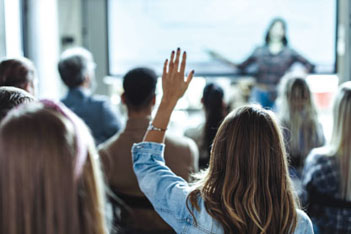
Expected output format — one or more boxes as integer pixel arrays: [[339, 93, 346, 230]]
[[0, 0, 349, 138]]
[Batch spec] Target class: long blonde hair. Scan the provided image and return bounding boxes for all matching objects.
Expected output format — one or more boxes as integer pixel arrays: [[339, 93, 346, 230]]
[[328, 81, 351, 200], [277, 76, 323, 161], [187, 105, 298, 234], [0, 101, 107, 234]]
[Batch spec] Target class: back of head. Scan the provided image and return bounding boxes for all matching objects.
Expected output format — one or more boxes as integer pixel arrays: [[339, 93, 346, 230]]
[[0, 87, 35, 121], [202, 83, 226, 156], [0, 101, 106, 234], [330, 81, 351, 200], [0, 57, 36, 91], [58, 47, 94, 89], [188, 105, 298, 233], [123, 67, 157, 111]]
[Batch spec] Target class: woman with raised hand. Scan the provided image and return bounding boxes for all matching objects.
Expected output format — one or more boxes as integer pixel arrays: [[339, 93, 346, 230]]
[[132, 48, 313, 233], [0, 100, 107, 234]]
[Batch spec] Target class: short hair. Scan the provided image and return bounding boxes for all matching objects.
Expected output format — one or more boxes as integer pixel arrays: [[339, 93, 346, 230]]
[[0, 86, 35, 121], [0, 57, 36, 90], [123, 67, 157, 110], [58, 47, 95, 88]]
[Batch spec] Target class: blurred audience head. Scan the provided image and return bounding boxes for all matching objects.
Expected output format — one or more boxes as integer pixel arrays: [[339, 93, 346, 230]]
[[330, 81, 351, 199], [277, 75, 318, 119], [0, 57, 37, 95], [0, 86, 35, 121], [265, 17, 288, 46], [0, 100, 106, 234], [187, 105, 298, 233], [277, 75, 322, 167], [122, 67, 157, 113], [201, 83, 226, 158], [58, 47, 96, 89]]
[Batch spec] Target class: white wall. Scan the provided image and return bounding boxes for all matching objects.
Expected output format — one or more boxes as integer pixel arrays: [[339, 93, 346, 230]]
[[0, 0, 5, 57], [25, 0, 61, 99]]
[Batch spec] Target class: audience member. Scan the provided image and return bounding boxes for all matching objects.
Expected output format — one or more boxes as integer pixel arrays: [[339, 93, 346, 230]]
[[0, 57, 37, 95], [302, 81, 351, 234], [99, 67, 198, 233], [185, 83, 226, 169], [58, 47, 121, 145], [277, 76, 325, 174], [132, 49, 313, 233], [0, 100, 107, 234], [0, 86, 35, 121]]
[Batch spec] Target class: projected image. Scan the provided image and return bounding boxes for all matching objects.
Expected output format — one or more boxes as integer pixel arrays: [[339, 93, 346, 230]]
[[108, 0, 336, 76]]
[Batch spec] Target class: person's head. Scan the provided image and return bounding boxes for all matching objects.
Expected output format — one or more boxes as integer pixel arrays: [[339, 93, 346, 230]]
[[58, 47, 96, 89], [329, 81, 351, 200], [122, 67, 157, 115], [277, 75, 321, 164], [187, 105, 298, 233], [265, 17, 288, 46], [278, 75, 315, 113], [0, 86, 35, 121], [0, 57, 37, 95], [201, 83, 226, 159], [0, 100, 106, 234]]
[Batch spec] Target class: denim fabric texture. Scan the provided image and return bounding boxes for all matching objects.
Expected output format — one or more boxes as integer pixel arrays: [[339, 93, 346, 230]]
[[132, 142, 314, 234]]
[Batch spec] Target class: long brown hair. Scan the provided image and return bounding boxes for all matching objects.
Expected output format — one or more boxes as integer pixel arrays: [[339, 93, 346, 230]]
[[187, 105, 298, 233], [0, 101, 107, 234]]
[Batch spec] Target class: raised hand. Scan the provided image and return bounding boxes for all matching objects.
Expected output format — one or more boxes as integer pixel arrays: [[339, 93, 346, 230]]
[[161, 48, 194, 106], [143, 48, 194, 143]]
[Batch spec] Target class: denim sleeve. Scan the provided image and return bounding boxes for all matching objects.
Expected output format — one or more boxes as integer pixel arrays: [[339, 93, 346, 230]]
[[295, 209, 314, 234], [132, 142, 191, 231]]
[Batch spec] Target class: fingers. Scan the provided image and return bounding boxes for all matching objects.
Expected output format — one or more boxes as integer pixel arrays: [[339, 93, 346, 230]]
[[168, 50, 175, 74], [186, 70, 195, 86], [180, 51, 186, 75], [174, 48, 181, 72], [163, 59, 168, 75]]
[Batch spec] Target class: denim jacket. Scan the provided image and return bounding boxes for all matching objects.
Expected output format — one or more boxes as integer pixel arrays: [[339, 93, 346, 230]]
[[132, 142, 314, 234]]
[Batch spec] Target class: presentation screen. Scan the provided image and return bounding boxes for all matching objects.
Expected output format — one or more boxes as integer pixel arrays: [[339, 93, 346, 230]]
[[107, 0, 337, 77]]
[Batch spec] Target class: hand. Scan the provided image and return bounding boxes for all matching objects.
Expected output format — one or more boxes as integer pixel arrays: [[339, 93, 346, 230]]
[[161, 48, 194, 106]]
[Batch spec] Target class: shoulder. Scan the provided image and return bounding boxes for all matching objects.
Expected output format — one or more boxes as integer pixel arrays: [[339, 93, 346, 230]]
[[98, 131, 122, 154], [87, 94, 110, 106], [295, 209, 313, 233], [166, 134, 198, 156]]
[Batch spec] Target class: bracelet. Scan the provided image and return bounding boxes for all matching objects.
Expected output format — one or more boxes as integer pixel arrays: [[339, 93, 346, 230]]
[[147, 123, 167, 132]]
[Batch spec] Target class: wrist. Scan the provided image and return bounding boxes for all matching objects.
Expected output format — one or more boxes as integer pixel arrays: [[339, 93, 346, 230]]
[[159, 97, 178, 110]]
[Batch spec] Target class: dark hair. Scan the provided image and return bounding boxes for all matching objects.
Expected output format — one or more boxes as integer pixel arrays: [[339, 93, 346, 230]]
[[0, 86, 35, 121], [58, 48, 94, 88], [264, 17, 288, 46], [0, 58, 36, 90], [123, 67, 157, 111], [202, 83, 226, 161]]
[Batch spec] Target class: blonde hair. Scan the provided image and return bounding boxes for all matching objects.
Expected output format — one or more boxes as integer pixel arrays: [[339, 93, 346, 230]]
[[187, 105, 299, 233], [0, 102, 107, 234], [328, 81, 351, 200], [277, 75, 323, 164]]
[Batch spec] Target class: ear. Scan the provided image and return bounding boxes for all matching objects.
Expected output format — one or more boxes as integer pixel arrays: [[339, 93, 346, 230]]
[[121, 92, 126, 104], [24, 82, 34, 95]]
